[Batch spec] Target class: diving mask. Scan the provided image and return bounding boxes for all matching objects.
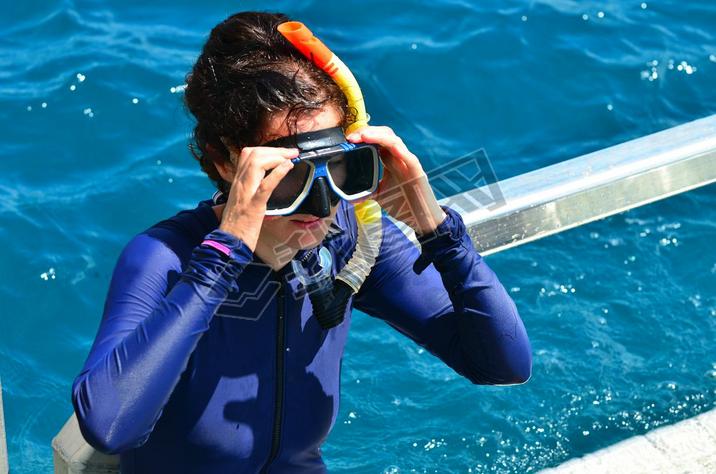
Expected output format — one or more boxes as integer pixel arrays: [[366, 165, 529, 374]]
[[263, 126, 382, 216]]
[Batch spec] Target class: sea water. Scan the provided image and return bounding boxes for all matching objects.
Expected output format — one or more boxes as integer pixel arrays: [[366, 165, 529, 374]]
[[1, 0, 715, 472]]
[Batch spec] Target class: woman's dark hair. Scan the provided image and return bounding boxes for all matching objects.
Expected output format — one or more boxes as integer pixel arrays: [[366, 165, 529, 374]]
[[184, 11, 350, 193]]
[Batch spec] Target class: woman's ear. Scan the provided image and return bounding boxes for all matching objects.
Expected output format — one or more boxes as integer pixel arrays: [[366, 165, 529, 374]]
[[214, 158, 234, 183], [213, 137, 236, 182]]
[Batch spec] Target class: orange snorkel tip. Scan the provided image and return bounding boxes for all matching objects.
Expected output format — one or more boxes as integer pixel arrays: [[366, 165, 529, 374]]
[[277, 22, 334, 70]]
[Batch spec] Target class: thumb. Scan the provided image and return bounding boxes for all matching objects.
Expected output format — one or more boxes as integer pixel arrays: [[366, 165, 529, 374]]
[[375, 167, 395, 198]]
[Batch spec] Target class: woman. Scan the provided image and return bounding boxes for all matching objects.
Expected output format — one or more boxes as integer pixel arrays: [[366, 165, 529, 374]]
[[72, 11, 531, 473]]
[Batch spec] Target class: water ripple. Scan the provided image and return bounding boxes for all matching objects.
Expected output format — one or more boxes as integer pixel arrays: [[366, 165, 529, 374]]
[[2, 1, 716, 472]]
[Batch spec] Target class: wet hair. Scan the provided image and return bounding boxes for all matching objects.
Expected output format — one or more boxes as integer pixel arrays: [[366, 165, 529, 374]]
[[184, 11, 350, 193]]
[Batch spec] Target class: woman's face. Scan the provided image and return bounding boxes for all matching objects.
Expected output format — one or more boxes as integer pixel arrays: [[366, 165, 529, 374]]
[[220, 105, 344, 253]]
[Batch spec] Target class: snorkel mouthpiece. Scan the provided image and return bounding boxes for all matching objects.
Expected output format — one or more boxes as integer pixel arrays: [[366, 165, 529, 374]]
[[310, 280, 353, 330]]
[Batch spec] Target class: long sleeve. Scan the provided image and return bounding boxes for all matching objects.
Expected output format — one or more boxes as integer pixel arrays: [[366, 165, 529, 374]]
[[353, 206, 532, 385], [71, 229, 252, 454]]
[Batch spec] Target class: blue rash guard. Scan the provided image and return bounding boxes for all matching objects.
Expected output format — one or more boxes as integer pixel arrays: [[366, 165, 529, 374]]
[[72, 198, 532, 473]]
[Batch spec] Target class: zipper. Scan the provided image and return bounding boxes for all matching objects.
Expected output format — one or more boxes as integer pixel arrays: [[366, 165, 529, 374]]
[[261, 277, 286, 473], [299, 247, 317, 265]]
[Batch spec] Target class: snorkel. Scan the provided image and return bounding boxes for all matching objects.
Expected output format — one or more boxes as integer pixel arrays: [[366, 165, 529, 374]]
[[278, 21, 383, 329]]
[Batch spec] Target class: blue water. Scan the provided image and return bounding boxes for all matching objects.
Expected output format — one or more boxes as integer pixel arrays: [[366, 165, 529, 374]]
[[2, 0, 715, 472]]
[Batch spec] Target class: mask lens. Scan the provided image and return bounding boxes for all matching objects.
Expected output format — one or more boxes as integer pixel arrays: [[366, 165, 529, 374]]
[[266, 160, 312, 211], [328, 146, 377, 197]]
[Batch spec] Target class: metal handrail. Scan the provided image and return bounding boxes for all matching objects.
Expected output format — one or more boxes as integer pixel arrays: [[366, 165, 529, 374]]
[[442, 114, 716, 255]]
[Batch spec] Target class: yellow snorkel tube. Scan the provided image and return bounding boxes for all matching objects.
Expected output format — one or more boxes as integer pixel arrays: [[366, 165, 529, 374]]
[[278, 21, 382, 308]]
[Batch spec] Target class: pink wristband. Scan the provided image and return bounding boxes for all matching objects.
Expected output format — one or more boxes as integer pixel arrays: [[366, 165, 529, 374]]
[[201, 239, 232, 258]]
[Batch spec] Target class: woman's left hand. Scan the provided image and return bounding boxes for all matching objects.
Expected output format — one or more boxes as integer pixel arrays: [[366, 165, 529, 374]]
[[347, 126, 446, 236]]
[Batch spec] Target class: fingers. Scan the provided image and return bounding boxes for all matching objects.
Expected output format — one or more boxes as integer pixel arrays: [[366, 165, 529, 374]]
[[216, 144, 298, 248], [230, 146, 298, 190], [255, 160, 294, 200], [346, 126, 420, 175], [238, 146, 299, 170], [347, 126, 403, 152]]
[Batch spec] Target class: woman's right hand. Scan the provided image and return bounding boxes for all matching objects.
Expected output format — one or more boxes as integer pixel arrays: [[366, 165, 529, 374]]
[[217, 145, 299, 251]]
